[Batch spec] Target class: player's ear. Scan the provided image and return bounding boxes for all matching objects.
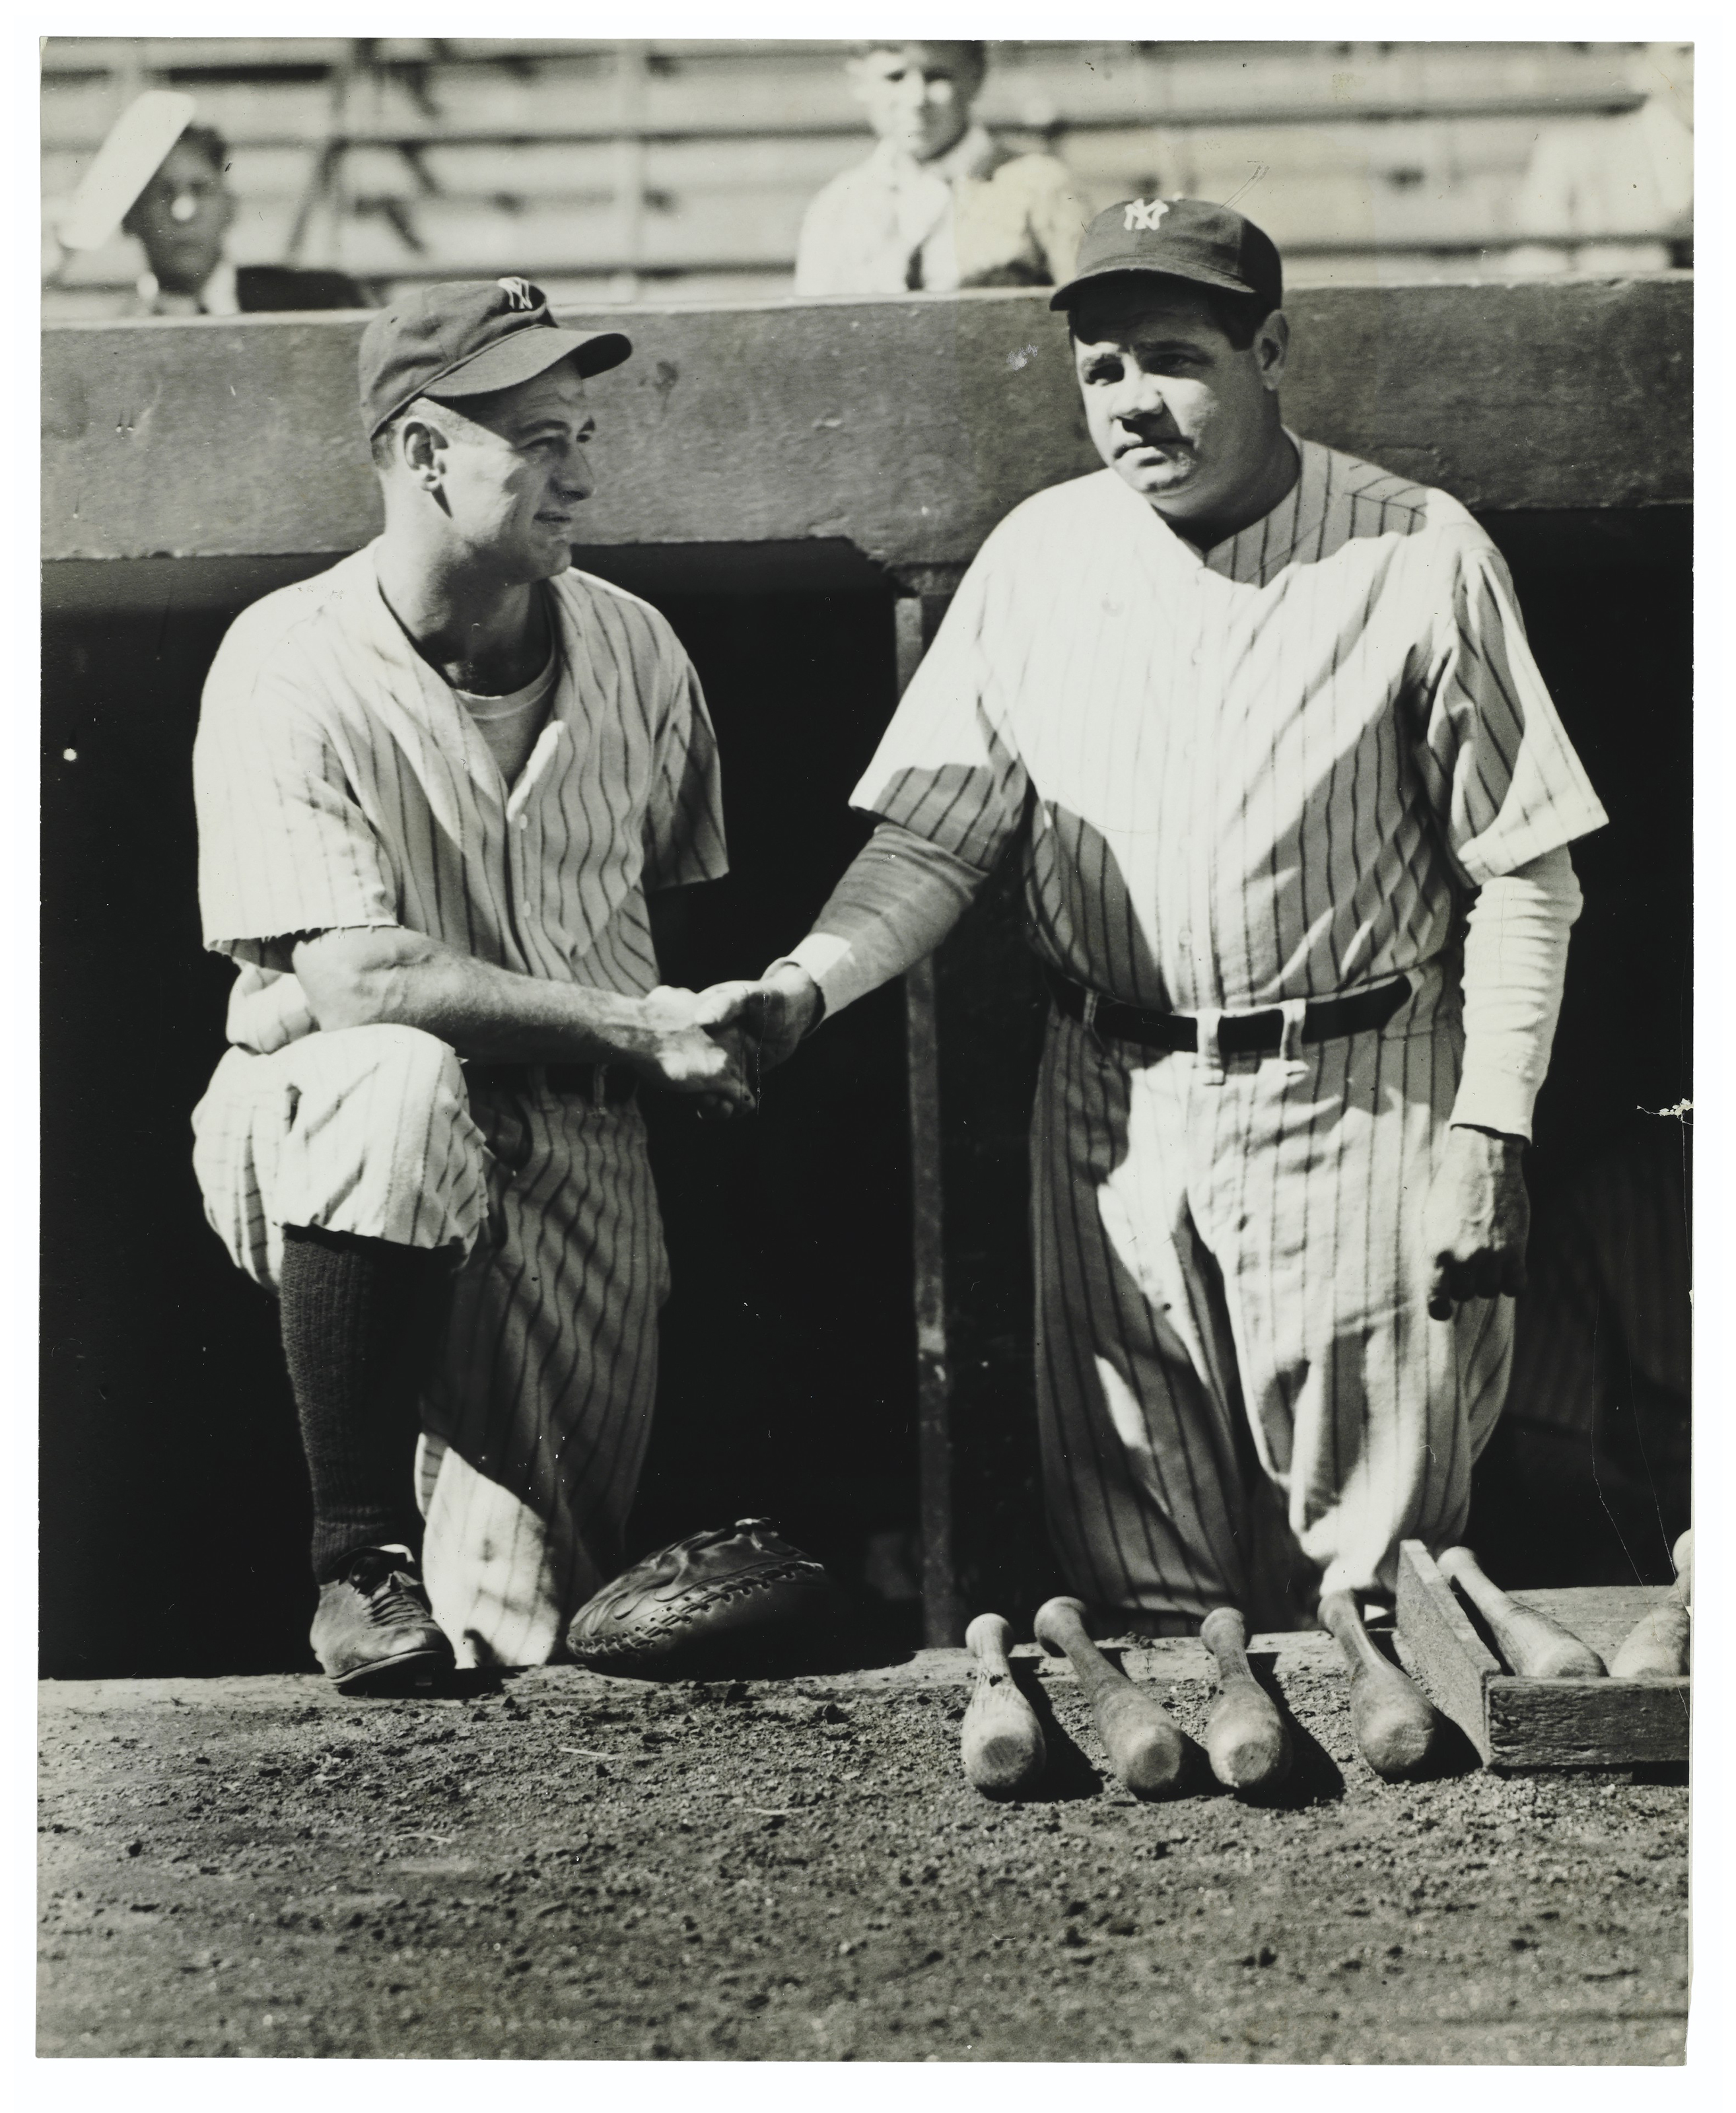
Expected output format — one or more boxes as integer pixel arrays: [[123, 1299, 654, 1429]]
[[1253, 309, 1289, 392], [399, 411, 444, 488]]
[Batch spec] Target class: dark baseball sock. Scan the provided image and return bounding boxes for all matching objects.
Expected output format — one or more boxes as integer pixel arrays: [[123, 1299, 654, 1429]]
[[277, 1224, 452, 1585]]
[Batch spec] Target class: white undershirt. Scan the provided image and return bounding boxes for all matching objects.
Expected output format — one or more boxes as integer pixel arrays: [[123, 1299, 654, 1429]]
[[454, 648, 560, 788]]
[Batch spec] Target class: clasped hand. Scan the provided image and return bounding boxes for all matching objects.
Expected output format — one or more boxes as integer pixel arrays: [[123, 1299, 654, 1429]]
[[635, 964, 823, 1118], [1422, 1125, 1530, 1320], [628, 983, 760, 1117]]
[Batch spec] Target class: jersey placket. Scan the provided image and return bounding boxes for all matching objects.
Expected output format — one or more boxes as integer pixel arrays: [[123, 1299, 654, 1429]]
[[1182, 564, 1221, 1016], [501, 716, 569, 980]]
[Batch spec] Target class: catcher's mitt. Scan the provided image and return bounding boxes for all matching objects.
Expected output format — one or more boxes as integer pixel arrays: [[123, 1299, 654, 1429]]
[[565, 1519, 844, 1677]]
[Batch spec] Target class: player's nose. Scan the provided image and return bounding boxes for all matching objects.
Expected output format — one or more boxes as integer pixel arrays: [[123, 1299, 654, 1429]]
[[1112, 375, 1168, 423], [555, 454, 593, 502]]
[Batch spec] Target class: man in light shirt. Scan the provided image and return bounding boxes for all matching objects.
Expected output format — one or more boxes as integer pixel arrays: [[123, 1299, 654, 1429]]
[[121, 121, 361, 315], [795, 40, 1086, 295]]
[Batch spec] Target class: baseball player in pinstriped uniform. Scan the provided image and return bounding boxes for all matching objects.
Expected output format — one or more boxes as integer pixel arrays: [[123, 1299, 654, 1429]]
[[191, 279, 755, 1688], [737, 200, 1609, 1633]]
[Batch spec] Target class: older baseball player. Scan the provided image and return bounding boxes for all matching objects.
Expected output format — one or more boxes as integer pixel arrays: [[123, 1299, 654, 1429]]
[[744, 199, 1609, 1632], [191, 278, 752, 1688], [795, 40, 1086, 296]]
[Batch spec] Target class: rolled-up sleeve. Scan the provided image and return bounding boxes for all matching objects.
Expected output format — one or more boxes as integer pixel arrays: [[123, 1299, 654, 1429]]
[[1415, 535, 1609, 886]]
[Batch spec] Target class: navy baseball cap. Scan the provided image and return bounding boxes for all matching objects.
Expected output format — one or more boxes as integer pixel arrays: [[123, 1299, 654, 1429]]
[[1051, 197, 1282, 314], [359, 277, 632, 438]]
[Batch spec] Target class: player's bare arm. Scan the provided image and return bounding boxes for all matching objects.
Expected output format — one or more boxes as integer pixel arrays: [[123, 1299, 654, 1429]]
[[293, 924, 755, 1107]]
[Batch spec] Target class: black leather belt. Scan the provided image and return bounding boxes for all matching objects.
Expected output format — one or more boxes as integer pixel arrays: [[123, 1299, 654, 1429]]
[[464, 1061, 637, 1103], [1044, 967, 1411, 1055]]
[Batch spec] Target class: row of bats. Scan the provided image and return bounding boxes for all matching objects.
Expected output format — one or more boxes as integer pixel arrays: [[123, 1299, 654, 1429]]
[[962, 1531, 1692, 1799]]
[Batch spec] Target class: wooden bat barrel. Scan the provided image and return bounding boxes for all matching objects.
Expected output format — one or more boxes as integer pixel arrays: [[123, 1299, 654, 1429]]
[[961, 1613, 1047, 1799], [1033, 1597, 1187, 1800], [1199, 1607, 1292, 1792], [1319, 1589, 1440, 1780], [1609, 1529, 1692, 1679], [1437, 1546, 1607, 1679]]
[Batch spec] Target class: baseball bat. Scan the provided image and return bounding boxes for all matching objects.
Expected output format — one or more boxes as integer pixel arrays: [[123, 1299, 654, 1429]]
[[1609, 1529, 1692, 1680], [1319, 1589, 1441, 1780], [1199, 1607, 1292, 1792], [1032, 1597, 1187, 1800], [1437, 1545, 1606, 1679], [961, 1612, 1047, 1799]]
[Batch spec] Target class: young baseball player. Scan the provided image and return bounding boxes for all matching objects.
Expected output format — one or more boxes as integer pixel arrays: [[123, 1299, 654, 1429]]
[[742, 199, 1609, 1633], [794, 40, 1087, 295], [191, 279, 754, 1688]]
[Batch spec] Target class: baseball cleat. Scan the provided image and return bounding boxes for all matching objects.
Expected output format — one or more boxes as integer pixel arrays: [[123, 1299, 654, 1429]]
[[310, 1544, 455, 1696]]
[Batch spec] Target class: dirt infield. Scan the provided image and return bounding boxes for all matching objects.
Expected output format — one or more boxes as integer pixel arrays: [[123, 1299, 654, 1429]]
[[38, 1637, 1688, 2063]]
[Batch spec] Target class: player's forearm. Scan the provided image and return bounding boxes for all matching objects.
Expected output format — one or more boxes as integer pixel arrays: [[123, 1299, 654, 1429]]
[[294, 927, 662, 1065], [1449, 845, 1582, 1144], [775, 821, 989, 1022]]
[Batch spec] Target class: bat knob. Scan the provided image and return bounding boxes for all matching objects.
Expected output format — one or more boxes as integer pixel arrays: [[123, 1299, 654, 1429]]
[[1199, 1605, 1247, 1655], [1033, 1596, 1089, 1655], [965, 1612, 1012, 1662]]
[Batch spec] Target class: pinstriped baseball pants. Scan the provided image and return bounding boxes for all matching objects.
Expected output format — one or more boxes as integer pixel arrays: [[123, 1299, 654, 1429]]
[[192, 1025, 667, 1668], [1031, 973, 1512, 1627]]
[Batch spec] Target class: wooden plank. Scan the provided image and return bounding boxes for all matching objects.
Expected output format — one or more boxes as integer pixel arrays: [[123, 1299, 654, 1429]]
[[1486, 1676, 1690, 1770], [1509, 1585, 1675, 1664], [898, 592, 962, 1652], [40, 277, 1692, 569], [1396, 1540, 1500, 1763]]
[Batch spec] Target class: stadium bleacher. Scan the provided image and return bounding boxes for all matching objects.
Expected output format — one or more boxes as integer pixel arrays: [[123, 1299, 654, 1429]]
[[42, 38, 1692, 314]]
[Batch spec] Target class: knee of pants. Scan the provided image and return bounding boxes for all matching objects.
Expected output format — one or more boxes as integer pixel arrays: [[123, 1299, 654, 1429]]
[[275, 1023, 487, 1255], [316, 1023, 468, 1130]]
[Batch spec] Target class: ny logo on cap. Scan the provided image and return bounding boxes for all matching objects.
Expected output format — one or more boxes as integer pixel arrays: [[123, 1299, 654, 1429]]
[[497, 277, 537, 312], [1123, 197, 1169, 233]]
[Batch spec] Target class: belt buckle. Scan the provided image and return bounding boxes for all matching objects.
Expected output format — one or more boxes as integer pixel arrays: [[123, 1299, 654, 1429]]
[[1276, 998, 1310, 1080], [1193, 1008, 1226, 1085]]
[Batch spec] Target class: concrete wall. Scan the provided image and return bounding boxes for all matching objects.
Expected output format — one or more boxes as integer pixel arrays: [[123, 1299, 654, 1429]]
[[44, 277, 1690, 575]]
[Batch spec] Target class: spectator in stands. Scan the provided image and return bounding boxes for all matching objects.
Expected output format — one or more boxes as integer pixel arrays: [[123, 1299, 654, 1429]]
[[795, 41, 1087, 294], [1506, 43, 1692, 277], [123, 122, 365, 314]]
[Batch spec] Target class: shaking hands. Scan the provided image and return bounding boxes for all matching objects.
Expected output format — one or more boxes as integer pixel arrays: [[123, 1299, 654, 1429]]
[[625, 962, 824, 1118]]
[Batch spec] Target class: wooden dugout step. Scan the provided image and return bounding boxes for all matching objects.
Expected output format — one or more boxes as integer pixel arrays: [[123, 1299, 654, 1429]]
[[1396, 1541, 1689, 1771]]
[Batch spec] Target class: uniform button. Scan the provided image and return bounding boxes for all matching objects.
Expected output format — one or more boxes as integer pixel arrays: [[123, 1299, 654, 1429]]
[[516, 817, 529, 832]]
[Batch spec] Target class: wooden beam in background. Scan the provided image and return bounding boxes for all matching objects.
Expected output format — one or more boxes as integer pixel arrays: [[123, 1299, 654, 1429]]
[[42, 277, 1691, 569], [895, 586, 964, 1652]]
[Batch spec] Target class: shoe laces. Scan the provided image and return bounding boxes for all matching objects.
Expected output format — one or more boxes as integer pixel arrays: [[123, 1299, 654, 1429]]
[[341, 1548, 430, 1624]]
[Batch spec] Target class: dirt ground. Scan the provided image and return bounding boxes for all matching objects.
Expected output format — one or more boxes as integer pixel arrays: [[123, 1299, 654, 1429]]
[[38, 1634, 1688, 2063]]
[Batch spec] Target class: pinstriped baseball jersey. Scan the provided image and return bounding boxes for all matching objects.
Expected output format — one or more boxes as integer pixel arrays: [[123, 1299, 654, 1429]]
[[190, 544, 727, 1666], [851, 436, 1608, 1012], [194, 541, 727, 1056]]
